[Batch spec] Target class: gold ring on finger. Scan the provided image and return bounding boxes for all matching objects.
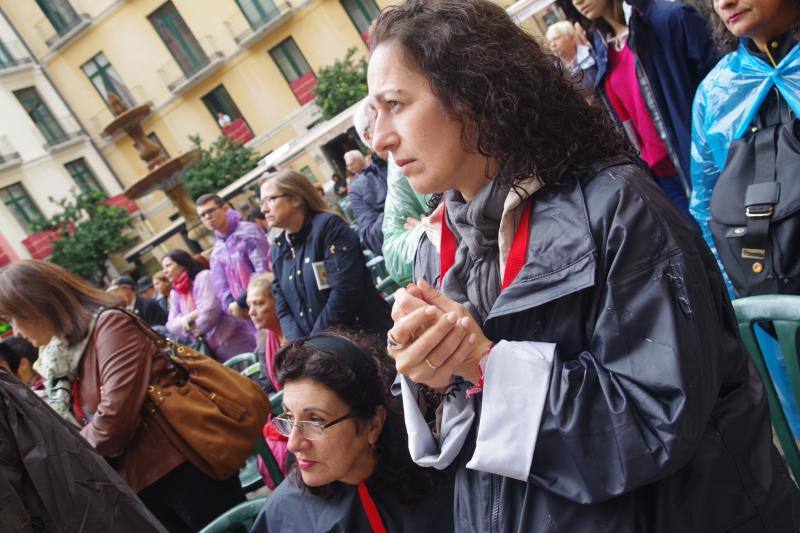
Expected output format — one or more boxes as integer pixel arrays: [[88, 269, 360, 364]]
[[424, 357, 440, 370]]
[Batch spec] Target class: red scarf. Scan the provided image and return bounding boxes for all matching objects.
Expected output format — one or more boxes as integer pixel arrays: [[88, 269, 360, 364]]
[[172, 270, 192, 295], [172, 271, 195, 309], [440, 198, 532, 290]]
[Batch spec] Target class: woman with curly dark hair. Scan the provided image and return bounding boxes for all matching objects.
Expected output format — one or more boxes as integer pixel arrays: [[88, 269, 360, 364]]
[[370, 1, 799, 531], [251, 329, 452, 532]]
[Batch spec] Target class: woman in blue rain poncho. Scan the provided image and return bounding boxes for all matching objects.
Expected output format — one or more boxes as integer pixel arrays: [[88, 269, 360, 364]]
[[690, 0, 800, 292], [691, 0, 800, 440]]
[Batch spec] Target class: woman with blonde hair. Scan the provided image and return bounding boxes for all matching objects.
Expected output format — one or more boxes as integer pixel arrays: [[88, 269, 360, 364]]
[[247, 272, 283, 393], [246, 272, 290, 487], [260, 170, 391, 342], [0, 260, 245, 531]]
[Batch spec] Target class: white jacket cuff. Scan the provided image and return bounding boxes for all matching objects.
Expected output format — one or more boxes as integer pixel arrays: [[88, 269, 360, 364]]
[[400, 374, 475, 470], [466, 340, 555, 481]]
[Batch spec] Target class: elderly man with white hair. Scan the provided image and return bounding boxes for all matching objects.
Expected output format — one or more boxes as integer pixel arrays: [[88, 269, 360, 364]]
[[343, 149, 366, 179], [347, 100, 389, 257], [545, 21, 597, 101]]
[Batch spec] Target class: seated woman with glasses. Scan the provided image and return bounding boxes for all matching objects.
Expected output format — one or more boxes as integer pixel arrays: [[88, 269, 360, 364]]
[[260, 170, 392, 342], [251, 330, 453, 532]]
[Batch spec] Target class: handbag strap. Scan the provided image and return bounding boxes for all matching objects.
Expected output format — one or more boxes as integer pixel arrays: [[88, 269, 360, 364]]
[[99, 306, 189, 378], [742, 125, 780, 262]]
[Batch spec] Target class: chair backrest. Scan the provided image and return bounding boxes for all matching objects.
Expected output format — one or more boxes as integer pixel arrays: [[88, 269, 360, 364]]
[[198, 496, 267, 533], [238, 391, 285, 493], [732, 295, 800, 483], [270, 390, 284, 417], [223, 352, 256, 373]]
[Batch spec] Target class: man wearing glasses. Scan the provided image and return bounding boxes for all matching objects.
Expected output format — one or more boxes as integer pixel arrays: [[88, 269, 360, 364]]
[[196, 193, 271, 320]]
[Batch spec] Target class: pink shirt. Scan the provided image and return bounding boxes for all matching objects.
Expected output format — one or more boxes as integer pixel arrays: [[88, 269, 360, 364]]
[[605, 43, 676, 177]]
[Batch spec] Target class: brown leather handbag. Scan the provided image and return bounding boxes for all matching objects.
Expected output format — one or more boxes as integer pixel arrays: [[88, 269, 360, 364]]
[[121, 309, 270, 480]]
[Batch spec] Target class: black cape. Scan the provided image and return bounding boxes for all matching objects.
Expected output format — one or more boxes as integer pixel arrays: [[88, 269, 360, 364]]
[[0, 371, 166, 532], [252, 474, 454, 532]]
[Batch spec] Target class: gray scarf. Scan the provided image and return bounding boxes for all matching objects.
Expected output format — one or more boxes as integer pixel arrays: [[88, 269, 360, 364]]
[[441, 177, 510, 323]]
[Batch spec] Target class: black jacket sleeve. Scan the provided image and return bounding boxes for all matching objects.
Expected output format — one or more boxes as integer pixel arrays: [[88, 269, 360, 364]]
[[528, 173, 739, 503]]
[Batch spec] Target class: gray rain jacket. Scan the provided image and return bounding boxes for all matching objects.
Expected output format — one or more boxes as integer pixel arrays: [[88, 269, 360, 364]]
[[0, 371, 166, 532], [412, 158, 799, 532]]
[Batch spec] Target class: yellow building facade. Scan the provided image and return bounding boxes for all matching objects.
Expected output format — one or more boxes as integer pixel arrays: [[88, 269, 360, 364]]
[[1, 0, 394, 238]]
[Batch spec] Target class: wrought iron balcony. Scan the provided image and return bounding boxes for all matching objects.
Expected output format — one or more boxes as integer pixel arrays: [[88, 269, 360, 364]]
[[0, 40, 34, 73], [35, 114, 85, 150], [34, 1, 91, 51], [224, 1, 294, 48], [156, 35, 225, 95], [0, 136, 21, 169]]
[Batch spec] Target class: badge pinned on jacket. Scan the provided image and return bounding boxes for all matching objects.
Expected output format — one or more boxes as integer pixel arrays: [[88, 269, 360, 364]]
[[312, 261, 330, 290]]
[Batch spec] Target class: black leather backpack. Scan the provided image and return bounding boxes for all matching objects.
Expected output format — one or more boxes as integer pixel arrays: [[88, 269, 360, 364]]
[[709, 115, 800, 297]]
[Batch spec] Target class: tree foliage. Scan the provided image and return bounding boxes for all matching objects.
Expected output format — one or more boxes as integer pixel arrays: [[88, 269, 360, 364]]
[[313, 47, 368, 120], [182, 134, 261, 201], [31, 190, 135, 282]]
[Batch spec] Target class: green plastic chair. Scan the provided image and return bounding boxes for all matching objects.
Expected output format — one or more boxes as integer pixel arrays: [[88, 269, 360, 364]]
[[238, 391, 285, 492], [224, 352, 256, 373], [732, 295, 800, 484], [198, 496, 266, 533], [366, 255, 402, 298], [242, 362, 261, 379], [338, 197, 356, 223]]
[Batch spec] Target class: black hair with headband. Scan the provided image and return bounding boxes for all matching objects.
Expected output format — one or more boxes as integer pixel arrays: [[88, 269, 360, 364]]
[[302, 333, 384, 408], [275, 330, 392, 422], [273, 327, 436, 503]]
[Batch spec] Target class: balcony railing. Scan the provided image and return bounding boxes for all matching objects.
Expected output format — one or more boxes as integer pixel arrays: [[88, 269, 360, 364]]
[[34, 1, 91, 50], [157, 35, 225, 95], [0, 136, 21, 168], [88, 85, 151, 137], [35, 114, 85, 150], [224, 1, 294, 47], [0, 40, 34, 72]]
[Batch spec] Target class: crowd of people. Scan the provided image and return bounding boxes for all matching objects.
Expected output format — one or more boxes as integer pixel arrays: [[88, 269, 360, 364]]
[[1, 0, 800, 530]]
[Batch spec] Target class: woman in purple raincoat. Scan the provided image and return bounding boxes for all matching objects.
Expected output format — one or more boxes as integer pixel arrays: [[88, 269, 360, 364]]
[[162, 249, 255, 360]]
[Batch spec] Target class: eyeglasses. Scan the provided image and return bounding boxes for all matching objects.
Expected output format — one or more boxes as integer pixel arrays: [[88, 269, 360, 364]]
[[272, 412, 353, 440], [260, 194, 286, 207], [198, 206, 220, 219]]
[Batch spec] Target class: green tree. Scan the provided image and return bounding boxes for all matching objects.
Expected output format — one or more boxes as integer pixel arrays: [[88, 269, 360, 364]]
[[31, 190, 135, 282], [182, 134, 261, 201], [313, 47, 368, 120]]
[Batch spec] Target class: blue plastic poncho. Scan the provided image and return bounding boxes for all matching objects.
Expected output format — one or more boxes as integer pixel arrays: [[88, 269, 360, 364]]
[[690, 40, 800, 439], [690, 39, 800, 281]]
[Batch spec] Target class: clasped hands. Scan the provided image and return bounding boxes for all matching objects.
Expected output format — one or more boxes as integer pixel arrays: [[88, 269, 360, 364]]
[[387, 278, 491, 389]]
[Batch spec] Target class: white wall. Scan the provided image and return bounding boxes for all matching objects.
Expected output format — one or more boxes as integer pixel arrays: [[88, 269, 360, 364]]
[[0, 8, 122, 260]]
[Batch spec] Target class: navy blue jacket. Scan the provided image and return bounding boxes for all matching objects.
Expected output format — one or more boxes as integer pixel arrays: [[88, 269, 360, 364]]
[[592, 0, 719, 186], [348, 156, 388, 256], [270, 212, 392, 341]]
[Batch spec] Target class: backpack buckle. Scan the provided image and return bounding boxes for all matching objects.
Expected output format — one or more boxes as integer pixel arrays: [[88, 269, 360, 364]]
[[745, 206, 773, 218]]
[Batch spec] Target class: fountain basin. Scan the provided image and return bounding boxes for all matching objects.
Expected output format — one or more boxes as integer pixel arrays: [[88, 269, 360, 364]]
[[124, 149, 202, 199]]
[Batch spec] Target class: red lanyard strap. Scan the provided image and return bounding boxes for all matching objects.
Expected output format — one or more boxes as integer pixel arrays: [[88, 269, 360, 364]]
[[440, 198, 532, 290], [357, 481, 387, 533], [72, 378, 86, 425]]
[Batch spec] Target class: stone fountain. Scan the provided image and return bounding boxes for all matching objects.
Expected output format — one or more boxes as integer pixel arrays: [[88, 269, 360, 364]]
[[104, 93, 211, 244]]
